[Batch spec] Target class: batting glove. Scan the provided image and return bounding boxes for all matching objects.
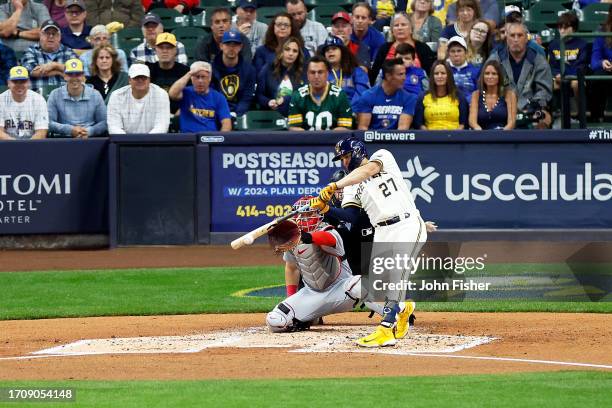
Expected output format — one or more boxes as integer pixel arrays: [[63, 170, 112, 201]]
[[318, 182, 337, 203], [309, 197, 329, 214]]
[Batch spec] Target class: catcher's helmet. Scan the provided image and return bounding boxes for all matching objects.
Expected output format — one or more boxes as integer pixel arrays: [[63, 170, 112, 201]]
[[292, 195, 323, 233], [329, 169, 347, 208], [333, 137, 367, 171]]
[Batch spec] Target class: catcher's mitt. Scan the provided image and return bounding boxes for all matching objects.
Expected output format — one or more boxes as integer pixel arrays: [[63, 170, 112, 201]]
[[268, 219, 301, 254]]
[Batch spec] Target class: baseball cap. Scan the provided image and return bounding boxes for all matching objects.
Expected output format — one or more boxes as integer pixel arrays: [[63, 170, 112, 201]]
[[447, 35, 467, 50], [40, 19, 60, 32], [332, 11, 351, 24], [128, 63, 150, 78], [141, 12, 161, 26], [238, 0, 257, 9], [504, 5, 521, 16], [8, 66, 29, 81], [65, 0, 86, 10], [321, 35, 344, 52], [156, 32, 177, 46], [190, 61, 212, 74], [64, 58, 84, 74], [222, 29, 242, 44]]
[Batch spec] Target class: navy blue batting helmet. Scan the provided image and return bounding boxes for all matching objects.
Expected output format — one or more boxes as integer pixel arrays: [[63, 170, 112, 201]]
[[333, 137, 368, 171]]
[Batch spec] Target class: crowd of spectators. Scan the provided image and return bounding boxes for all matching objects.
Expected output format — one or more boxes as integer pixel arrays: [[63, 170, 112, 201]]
[[0, 0, 612, 138]]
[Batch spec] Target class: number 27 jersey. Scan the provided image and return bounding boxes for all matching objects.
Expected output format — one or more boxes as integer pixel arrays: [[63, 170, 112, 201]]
[[342, 149, 419, 225]]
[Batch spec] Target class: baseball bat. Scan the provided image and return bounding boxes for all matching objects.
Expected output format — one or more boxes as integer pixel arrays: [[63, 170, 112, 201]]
[[230, 204, 310, 250]]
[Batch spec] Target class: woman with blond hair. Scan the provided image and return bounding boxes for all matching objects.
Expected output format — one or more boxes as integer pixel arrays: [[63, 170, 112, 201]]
[[468, 60, 516, 130], [370, 12, 436, 85], [408, 0, 443, 44]]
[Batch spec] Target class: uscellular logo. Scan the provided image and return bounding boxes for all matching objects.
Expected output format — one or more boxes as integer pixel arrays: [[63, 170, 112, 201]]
[[401, 156, 439, 203], [401, 159, 612, 203]]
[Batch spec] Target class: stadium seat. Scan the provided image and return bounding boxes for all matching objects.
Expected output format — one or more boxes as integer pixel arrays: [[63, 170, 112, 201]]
[[304, 0, 354, 12], [184, 41, 200, 65], [36, 85, 61, 100], [115, 27, 144, 53], [579, 3, 610, 32], [256, 7, 287, 24], [200, 0, 234, 7], [308, 6, 344, 27], [173, 26, 207, 43], [15, 50, 24, 65], [235, 110, 287, 130], [154, 8, 190, 30], [0, 85, 7, 94], [188, 12, 209, 30], [524, 0, 569, 27]]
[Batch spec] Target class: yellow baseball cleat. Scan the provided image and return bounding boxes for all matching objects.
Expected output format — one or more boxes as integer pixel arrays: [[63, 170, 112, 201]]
[[394, 300, 416, 340], [356, 325, 397, 348]]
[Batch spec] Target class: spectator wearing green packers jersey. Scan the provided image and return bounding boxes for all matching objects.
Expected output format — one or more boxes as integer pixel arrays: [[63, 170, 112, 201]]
[[288, 56, 353, 131]]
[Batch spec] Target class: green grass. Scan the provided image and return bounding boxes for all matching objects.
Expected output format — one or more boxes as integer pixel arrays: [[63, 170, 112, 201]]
[[0, 266, 285, 320], [0, 371, 610, 408], [0, 265, 610, 320]]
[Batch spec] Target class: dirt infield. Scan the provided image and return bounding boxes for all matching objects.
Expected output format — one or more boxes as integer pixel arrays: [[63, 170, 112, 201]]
[[1, 246, 611, 380]]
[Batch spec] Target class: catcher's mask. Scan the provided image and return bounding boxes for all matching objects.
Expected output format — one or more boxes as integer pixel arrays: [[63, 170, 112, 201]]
[[292, 195, 322, 233], [329, 169, 347, 208]]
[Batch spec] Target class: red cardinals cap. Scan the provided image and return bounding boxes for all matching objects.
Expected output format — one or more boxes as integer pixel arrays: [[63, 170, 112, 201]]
[[332, 11, 351, 24]]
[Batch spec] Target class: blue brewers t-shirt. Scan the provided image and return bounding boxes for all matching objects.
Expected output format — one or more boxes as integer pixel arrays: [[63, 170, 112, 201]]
[[179, 86, 231, 132], [352, 85, 417, 130]]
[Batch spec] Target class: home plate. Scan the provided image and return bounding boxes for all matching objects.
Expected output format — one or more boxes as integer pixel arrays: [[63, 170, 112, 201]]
[[28, 326, 495, 358]]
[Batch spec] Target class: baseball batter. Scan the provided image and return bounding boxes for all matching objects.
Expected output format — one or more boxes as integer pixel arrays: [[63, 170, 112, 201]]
[[325, 169, 374, 276], [312, 137, 434, 347], [266, 196, 383, 333]]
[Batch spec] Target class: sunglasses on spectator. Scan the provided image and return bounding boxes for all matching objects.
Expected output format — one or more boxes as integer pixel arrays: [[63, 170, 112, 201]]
[[472, 27, 488, 35]]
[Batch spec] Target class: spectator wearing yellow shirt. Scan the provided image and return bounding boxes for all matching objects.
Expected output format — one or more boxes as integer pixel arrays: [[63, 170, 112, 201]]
[[413, 59, 468, 129], [372, 0, 397, 31], [402, 0, 456, 25]]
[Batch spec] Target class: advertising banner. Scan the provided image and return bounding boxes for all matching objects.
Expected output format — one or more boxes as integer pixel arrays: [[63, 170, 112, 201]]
[[0, 140, 108, 234], [209, 137, 612, 231], [210, 145, 342, 232], [380, 142, 612, 228]]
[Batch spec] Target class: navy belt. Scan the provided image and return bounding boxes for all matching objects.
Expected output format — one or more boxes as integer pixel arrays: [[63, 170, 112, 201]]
[[376, 213, 410, 227]]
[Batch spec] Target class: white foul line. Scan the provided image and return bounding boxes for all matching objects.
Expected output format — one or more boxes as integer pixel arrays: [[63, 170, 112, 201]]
[[401, 353, 612, 370], [0, 352, 610, 370]]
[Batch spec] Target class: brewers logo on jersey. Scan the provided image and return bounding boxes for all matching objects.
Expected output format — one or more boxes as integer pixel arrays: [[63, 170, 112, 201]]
[[221, 75, 240, 101]]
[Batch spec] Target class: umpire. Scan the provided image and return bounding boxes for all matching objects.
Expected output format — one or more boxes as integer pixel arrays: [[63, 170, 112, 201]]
[[324, 169, 373, 276]]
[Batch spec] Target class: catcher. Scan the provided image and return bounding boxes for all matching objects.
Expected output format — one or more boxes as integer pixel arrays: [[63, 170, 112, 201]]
[[266, 195, 386, 333]]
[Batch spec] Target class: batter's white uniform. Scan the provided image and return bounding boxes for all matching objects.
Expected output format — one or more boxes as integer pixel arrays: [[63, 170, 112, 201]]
[[342, 149, 427, 303], [266, 226, 383, 332]]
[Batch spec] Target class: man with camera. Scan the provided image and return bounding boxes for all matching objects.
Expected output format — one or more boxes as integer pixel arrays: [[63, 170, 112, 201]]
[[487, 22, 553, 129]]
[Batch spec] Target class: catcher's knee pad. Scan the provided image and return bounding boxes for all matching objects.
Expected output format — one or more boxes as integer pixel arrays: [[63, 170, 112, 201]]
[[266, 302, 295, 333], [344, 275, 365, 301]]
